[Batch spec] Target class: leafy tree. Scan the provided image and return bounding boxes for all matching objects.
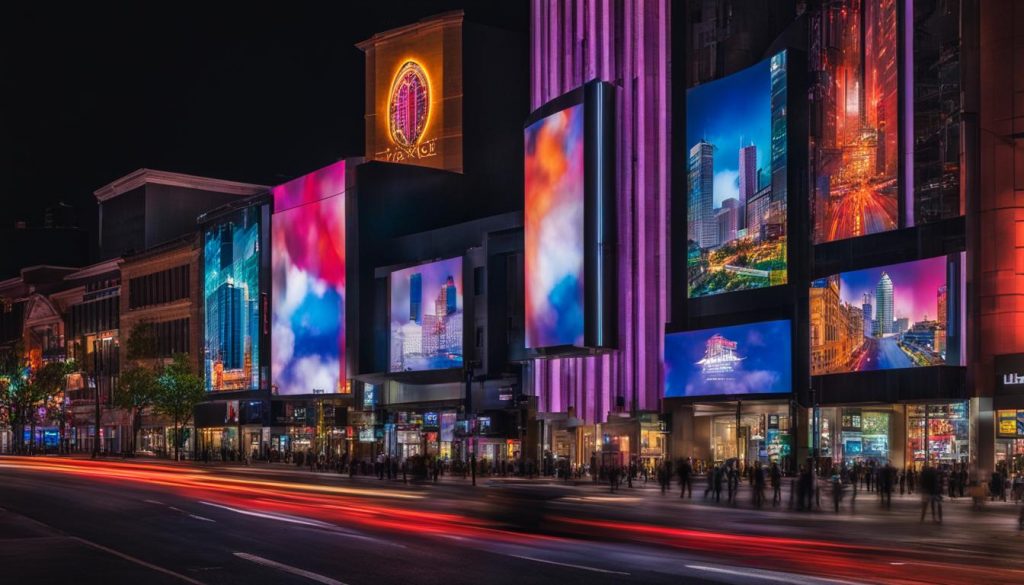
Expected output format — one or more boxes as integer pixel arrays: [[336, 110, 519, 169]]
[[152, 353, 204, 461], [0, 346, 71, 453], [114, 365, 159, 456]]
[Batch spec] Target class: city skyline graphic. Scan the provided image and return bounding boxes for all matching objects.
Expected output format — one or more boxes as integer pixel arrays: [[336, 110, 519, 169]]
[[203, 206, 261, 392], [686, 52, 788, 298], [810, 255, 952, 374], [664, 320, 792, 398], [390, 257, 463, 372], [812, 0, 900, 243]]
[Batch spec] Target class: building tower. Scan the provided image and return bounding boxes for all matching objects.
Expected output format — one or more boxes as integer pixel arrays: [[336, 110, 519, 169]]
[[444, 275, 457, 315], [937, 285, 948, 328], [862, 292, 874, 337], [738, 145, 756, 230], [688, 140, 717, 249], [409, 272, 422, 323], [875, 272, 894, 335]]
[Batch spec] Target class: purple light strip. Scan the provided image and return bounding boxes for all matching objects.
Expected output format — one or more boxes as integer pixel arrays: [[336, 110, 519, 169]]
[[529, 0, 670, 424]]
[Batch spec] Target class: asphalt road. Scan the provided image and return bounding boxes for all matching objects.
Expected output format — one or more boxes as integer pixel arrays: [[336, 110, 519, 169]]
[[2, 456, 1023, 585]]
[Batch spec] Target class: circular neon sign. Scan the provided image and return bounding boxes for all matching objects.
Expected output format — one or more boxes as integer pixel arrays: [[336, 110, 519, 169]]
[[388, 61, 430, 148]]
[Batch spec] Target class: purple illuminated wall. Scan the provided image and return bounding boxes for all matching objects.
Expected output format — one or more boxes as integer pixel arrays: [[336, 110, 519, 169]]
[[528, 0, 670, 423]]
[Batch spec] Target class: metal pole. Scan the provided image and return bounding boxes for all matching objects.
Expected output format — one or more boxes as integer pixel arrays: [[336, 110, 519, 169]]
[[92, 339, 101, 458]]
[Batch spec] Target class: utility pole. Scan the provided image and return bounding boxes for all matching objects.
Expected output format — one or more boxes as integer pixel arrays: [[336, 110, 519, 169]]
[[92, 339, 102, 458]]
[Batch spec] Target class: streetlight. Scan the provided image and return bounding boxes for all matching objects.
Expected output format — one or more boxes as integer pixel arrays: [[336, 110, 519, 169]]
[[92, 339, 102, 458]]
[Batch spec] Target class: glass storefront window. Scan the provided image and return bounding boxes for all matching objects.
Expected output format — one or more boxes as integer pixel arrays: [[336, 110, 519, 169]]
[[907, 401, 969, 466]]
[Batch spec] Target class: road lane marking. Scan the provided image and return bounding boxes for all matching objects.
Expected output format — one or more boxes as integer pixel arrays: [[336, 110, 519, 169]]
[[234, 552, 347, 585], [685, 564, 863, 585], [508, 554, 630, 576], [188, 514, 216, 522], [199, 501, 332, 528], [72, 537, 207, 585], [143, 499, 164, 506]]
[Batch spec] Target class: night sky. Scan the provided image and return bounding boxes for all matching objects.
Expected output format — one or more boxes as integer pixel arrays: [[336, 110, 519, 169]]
[[1, 2, 527, 237]]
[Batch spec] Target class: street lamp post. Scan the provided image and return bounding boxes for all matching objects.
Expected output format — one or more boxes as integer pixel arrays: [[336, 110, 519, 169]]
[[92, 339, 102, 459]]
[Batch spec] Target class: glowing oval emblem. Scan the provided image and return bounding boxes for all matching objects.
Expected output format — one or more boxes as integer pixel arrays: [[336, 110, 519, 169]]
[[388, 61, 430, 148]]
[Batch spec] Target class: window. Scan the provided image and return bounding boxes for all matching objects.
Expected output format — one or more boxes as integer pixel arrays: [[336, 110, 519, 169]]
[[128, 265, 190, 309]]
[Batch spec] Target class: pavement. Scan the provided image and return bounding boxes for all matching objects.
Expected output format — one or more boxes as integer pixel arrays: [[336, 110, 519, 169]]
[[2, 455, 1023, 585]]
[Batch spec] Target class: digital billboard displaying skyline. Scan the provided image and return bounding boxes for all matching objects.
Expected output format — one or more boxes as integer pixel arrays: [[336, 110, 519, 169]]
[[524, 102, 585, 348], [271, 162, 346, 395], [389, 257, 463, 372], [203, 206, 261, 392], [686, 51, 788, 298], [809, 255, 963, 375], [811, 0, 900, 243], [664, 320, 792, 398]]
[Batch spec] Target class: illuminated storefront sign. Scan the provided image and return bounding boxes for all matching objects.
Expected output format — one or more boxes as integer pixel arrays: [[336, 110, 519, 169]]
[[388, 61, 432, 156]]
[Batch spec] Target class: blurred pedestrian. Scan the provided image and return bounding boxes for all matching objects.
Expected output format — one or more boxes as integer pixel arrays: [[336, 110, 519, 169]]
[[678, 458, 692, 499], [753, 461, 766, 508], [920, 465, 943, 524], [770, 461, 782, 506]]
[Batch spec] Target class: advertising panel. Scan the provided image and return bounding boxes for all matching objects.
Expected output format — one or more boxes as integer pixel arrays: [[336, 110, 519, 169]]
[[664, 320, 792, 398], [389, 257, 463, 372], [524, 102, 585, 348], [271, 162, 346, 395], [811, 0, 900, 243], [204, 206, 261, 391], [686, 51, 788, 298], [809, 254, 965, 375]]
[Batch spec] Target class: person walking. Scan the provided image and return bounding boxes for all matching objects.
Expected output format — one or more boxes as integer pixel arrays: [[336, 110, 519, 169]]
[[678, 458, 692, 499], [770, 461, 782, 506], [753, 461, 766, 508], [920, 465, 943, 524]]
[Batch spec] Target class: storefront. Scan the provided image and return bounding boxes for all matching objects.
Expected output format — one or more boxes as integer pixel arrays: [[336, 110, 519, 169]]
[[816, 406, 895, 466], [695, 402, 792, 469], [906, 402, 969, 467], [996, 409, 1024, 477]]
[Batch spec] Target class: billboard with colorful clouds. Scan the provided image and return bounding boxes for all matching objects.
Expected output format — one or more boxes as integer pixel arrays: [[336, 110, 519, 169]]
[[524, 102, 585, 348], [686, 51, 788, 298], [809, 254, 965, 375], [271, 161, 346, 395], [664, 320, 792, 398], [203, 206, 262, 392], [389, 257, 463, 372]]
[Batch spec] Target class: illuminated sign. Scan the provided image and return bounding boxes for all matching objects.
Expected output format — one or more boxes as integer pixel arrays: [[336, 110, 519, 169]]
[[380, 61, 437, 162], [271, 162, 346, 396], [809, 253, 966, 375], [664, 320, 792, 398], [995, 354, 1024, 395], [686, 51, 788, 298]]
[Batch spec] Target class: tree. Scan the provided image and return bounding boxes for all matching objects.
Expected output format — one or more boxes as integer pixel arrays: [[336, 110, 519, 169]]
[[152, 354, 204, 461], [26, 361, 73, 451], [0, 346, 71, 453], [114, 365, 159, 456]]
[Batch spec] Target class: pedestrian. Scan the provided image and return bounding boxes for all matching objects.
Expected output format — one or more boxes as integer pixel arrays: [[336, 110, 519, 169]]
[[713, 464, 724, 503], [770, 461, 782, 506], [678, 458, 692, 499], [831, 469, 844, 513], [753, 461, 766, 508], [920, 465, 942, 524]]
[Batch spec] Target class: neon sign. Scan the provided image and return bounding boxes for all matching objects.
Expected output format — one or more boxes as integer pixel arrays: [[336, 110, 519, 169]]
[[381, 60, 437, 162]]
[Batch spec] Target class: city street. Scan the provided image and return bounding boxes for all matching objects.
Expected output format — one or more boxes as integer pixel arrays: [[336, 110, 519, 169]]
[[855, 337, 914, 371], [2, 456, 1023, 584]]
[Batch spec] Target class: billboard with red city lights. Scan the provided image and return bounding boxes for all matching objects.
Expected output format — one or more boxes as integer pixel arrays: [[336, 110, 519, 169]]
[[809, 252, 966, 375], [686, 51, 789, 298], [389, 257, 463, 372], [271, 161, 347, 395], [810, 0, 901, 244], [664, 320, 793, 398]]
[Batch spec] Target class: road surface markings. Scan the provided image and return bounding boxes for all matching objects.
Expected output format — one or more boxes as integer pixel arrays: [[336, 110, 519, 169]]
[[199, 501, 332, 528], [685, 564, 863, 585], [508, 554, 630, 576], [73, 537, 207, 585], [188, 514, 216, 522], [143, 499, 164, 506], [234, 552, 347, 585]]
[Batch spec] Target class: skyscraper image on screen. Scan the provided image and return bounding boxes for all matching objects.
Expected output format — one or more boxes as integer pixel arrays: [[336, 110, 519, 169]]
[[811, 0, 899, 243], [524, 103, 585, 348], [204, 207, 261, 391], [809, 255, 963, 375], [389, 257, 463, 372], [686, 51, 788, 298]]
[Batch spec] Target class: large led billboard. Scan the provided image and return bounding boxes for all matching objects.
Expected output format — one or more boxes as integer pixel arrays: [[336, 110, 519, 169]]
[[664, 320, 792, 398], [524, 102, 585, 348], [204, 206, 262, 392], [271, 161, 346, 395], [686, 51, 789, 298], [810, 0, 900, 243], [389, 257, 463, 372], [809, 254, 965, 375]]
